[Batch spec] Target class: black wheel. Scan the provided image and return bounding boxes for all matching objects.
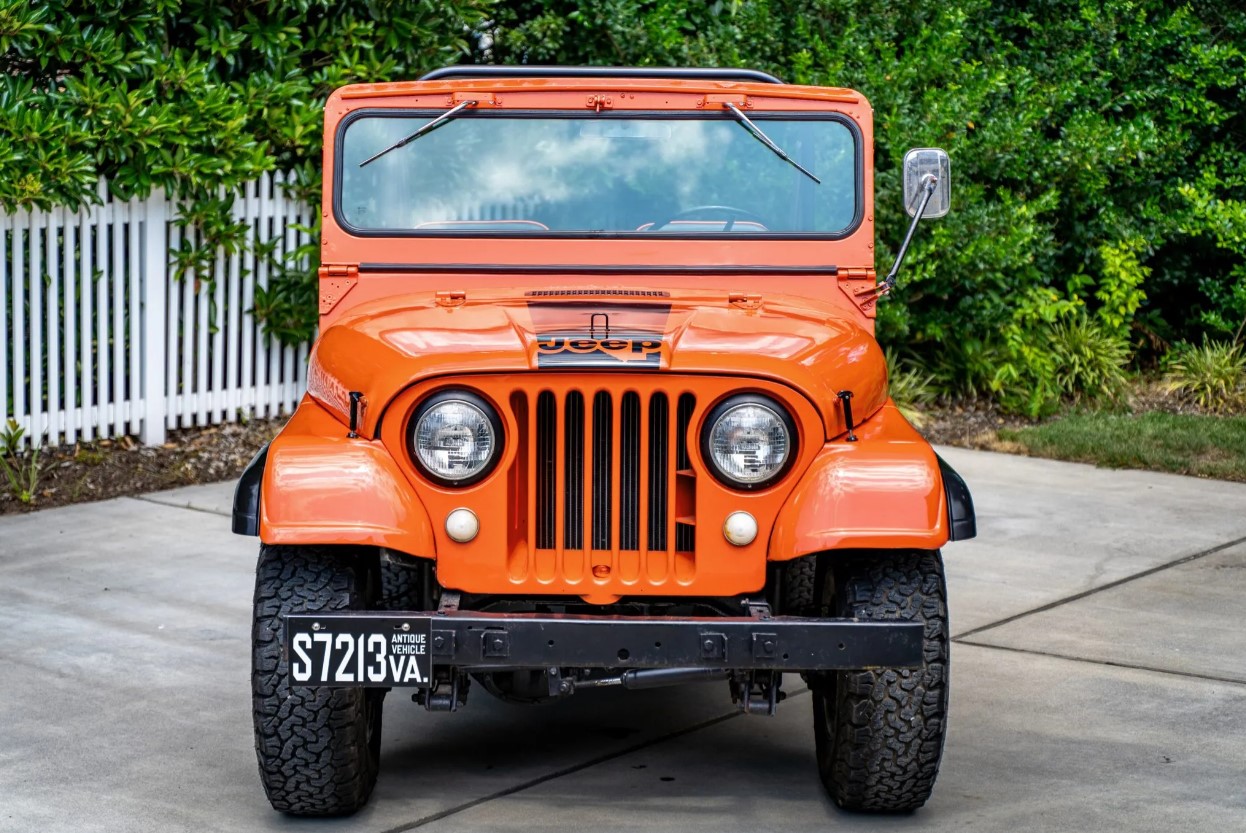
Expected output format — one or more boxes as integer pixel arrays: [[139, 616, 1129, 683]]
[[252, 544, 384, 816], [812, 550, 949, 812]]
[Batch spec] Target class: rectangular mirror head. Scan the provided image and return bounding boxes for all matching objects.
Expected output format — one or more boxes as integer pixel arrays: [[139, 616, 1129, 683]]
[[903, 148, 951, 218]]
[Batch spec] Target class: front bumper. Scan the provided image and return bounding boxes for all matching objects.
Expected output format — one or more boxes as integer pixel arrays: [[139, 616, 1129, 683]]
[[286, 609, 923, 685]]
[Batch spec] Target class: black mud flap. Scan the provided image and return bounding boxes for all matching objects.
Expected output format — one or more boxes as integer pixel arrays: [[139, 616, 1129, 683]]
[[232, 443, 268, 536], [936, 454, 976, 541]]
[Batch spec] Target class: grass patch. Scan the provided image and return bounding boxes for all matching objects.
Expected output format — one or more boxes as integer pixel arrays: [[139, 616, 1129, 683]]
[[999, 411, 1246, 482]]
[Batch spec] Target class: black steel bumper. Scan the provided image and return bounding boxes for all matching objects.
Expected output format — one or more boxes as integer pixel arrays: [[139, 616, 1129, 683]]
[[287, 610, 923, 671]]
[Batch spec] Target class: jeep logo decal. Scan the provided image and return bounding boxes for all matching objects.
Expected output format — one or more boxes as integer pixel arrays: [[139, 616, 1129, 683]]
[[536, 335, 663, 368]]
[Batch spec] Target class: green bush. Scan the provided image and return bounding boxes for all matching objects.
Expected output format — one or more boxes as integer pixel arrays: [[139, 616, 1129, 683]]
[[1048, 316, 1131, 407], [885, 349, 937, 427], [1164, 340, 1246, 414], [986, 313, 1130, 417]]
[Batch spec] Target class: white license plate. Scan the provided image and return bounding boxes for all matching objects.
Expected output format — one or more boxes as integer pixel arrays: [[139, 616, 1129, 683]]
[[285, 615, 433, 687]]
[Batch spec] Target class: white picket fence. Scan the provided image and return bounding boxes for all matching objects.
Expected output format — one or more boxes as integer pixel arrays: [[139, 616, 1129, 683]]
[[1, 174, 311, 450]]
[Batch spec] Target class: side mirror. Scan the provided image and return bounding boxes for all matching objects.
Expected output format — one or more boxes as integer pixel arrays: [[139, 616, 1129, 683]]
[[902, 148, 951, 218]]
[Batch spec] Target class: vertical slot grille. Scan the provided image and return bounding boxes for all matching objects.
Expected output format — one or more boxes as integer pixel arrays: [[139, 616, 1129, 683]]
[[531, 388, 692, 564]]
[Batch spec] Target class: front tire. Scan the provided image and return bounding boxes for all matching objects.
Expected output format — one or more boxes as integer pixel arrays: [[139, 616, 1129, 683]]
[[251, 544, 384, 815], [812, 550, 949, 812]]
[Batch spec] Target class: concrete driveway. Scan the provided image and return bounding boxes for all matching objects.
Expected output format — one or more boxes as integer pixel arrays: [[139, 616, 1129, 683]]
[[2, 446, 1244, 832]]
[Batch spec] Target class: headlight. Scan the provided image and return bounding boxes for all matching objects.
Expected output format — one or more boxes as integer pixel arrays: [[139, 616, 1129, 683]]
[[409, 390, 503, 486], [701, 395, 796, 489]]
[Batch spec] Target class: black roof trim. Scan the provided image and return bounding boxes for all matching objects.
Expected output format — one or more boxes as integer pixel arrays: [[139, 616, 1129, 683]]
[[419, 66, 785, 84]]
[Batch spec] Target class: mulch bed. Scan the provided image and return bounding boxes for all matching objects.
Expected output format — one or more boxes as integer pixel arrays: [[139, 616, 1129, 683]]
[[0, 418, 285, 515], [917, 401, 1034, 449]]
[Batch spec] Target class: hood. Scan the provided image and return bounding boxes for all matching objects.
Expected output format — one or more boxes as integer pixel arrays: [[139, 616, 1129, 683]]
[[306, 287, 887, 440]]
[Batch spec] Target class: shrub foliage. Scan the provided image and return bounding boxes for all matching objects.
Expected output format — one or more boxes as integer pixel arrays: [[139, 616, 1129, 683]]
[[1164, 340, 1246, 414], [2, 0, 1244, 413]]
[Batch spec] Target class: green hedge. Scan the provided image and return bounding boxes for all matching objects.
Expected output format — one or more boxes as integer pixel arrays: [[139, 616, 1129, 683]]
[[4, 1, 1244, 415]]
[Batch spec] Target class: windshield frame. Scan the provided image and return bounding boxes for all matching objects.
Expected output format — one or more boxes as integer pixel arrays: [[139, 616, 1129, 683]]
[[331, 108, 865, 241]]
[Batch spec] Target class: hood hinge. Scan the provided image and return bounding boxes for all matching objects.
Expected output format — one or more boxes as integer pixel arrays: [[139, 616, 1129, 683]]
[[318, 263, 359, 315], [836, 267, 880, 318]]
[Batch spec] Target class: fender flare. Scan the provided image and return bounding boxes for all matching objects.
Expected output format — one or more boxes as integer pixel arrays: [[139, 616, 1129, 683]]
[[232, 445, 268, 536], [936, 453, 977, 541]]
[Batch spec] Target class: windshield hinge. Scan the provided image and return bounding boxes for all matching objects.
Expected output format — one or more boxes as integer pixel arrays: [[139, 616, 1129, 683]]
[[318, 263, 359, 315], [436, 290, 467, 308], [729, 292, 762, 310], [836, 267, 880, 318], [586, 94, 614, 112]]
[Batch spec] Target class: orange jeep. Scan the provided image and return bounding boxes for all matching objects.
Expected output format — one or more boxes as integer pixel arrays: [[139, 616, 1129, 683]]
[[234, 66, 975, 817]]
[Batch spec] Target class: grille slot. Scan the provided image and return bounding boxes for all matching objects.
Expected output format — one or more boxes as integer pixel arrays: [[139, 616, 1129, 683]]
[[676, 393, 696, 553], [531, 389, 694, 571]]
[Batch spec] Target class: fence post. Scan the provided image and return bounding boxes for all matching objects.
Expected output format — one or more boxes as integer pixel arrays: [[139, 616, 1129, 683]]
[[141, 189, 168, 446]]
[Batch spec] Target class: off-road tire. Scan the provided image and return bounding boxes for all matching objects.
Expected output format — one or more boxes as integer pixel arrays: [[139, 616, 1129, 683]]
[[379, 554, 425, 611], [812, 549, 949, 812], [252, 544, 384, 816], [781, 555, 818, 615]]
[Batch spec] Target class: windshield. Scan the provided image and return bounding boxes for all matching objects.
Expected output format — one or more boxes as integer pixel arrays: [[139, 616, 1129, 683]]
[[336, 113, 859, 236]]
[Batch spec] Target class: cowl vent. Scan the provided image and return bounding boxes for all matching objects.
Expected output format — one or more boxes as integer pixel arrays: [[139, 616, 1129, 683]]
[[525, 289, 671, 298]]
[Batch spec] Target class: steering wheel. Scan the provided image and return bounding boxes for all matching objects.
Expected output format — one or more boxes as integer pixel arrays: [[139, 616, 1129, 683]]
[[649, 205, 769, 231]]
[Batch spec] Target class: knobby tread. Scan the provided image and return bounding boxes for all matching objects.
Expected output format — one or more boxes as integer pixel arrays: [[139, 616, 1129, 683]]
[[781, 555, 818, 615], [379, 557, 424, 611], [814, 549, 949, 813], [252, 545, 382, 816]]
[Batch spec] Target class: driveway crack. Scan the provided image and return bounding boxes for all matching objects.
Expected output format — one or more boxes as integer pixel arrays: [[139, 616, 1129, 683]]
[[953, 533, 1246, 641]]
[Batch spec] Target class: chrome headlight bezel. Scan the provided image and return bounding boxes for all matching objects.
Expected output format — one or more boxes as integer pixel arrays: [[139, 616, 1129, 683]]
[[407, 389, 504, 487], [699, 394, 797, 490]]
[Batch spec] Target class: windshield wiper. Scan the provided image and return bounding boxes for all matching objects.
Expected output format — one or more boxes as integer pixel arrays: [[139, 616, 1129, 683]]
[[723, 102, 820, 184], [358, 100, 477, 168]]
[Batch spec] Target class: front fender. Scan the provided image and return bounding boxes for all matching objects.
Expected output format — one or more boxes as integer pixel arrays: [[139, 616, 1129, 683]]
[[234, 395, 437, 559], [768, 402, 974, 558]]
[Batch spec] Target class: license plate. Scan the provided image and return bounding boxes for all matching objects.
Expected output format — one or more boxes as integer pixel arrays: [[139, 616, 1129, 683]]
[[284, 615, 433, 688]]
